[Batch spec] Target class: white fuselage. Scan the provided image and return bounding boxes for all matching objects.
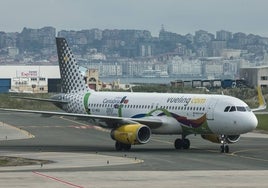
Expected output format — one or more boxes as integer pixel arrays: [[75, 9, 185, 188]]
[[62, 91, 258, 136]]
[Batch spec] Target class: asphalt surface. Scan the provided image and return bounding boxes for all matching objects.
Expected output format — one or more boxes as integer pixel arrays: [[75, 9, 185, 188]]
[[0, 112, 268, 187]]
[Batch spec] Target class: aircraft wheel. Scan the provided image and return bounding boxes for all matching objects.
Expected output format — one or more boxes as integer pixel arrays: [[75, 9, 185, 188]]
[[115, 141, 123, 151], [224, 145, 229, 153], [115, 142, 131, 151], [122, 144, 131, 151], [220, 145, 229, 153], [174, 139, 183, 149], [220, 145, 224, 153], [182, 139, 190, 149]]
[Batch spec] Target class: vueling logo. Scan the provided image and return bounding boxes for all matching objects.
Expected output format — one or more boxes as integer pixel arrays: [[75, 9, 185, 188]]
[[167, 96, 191, 106], [166, 96, 206, 106]]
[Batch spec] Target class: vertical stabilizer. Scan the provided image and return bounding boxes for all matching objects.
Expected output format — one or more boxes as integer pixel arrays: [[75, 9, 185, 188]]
[[56, 37, 91, 93], [252, 85, 267, 111]]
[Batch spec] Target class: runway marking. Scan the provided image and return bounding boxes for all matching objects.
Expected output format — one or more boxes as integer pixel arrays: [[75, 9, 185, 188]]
[[70, 125, 95, 129], [0, 122, 35, 140], [150, 138, 173, 144], [59, 116, 110, 132], [229, 149, 268, 162], [59, 116, 89, 126], [32, 171, 84, 188]]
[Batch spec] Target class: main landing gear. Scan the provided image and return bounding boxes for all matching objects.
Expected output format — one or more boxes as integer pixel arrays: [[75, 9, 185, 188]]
[[220, 135, 229, 153], [115, 141, 131, 151], [174, 136, 190, 150]]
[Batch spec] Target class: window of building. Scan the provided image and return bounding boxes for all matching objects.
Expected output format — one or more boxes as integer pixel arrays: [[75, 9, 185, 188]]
[[261, 76, 268, 80]]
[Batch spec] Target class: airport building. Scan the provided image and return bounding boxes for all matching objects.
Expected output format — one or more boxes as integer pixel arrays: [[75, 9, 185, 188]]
[[240, 66, 268, 87], [0, 65, 114, 93], [0, 65, 60, 93]]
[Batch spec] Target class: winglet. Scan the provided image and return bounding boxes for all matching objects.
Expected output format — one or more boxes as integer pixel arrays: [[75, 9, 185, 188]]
[[252, 85, 266, 112]]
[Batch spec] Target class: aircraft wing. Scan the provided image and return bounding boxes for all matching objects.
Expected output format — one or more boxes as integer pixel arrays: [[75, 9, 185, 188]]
[[0, 108, 163, 128]]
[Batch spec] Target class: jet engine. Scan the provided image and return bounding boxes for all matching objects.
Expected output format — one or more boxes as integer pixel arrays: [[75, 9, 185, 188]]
[[201, 134, 240, 144], [111, 124, 151, 145]]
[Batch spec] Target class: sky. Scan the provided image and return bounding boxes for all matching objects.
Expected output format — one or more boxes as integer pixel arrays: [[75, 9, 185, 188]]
[[1, 0, 268, 37]]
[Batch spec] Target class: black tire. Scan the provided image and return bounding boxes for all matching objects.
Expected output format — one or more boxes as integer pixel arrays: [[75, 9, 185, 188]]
[[115, 141, 123, 151], [122, 144, 131, 151], [220, 145, 224, 153], [224, 145, 229, 153], [174, 138, 183, 149], [182, 139, 190, 149]]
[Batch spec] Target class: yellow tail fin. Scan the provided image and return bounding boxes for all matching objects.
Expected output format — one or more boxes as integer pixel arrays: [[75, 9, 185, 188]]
[[253, 86, 266, 111]]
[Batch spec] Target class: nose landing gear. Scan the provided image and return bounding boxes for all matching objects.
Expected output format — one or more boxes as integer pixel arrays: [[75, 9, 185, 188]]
[[220, 135, 229, 153]]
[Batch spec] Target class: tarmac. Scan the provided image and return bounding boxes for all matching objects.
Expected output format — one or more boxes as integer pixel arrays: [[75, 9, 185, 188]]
[[1, 170, 268, 188], [0, 113, 268, 187], [0, 122, 141, 172], [0, 121, 34, 141]]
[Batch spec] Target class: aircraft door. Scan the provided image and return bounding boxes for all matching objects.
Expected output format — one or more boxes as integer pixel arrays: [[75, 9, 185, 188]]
[[206, 98, 218, 120]]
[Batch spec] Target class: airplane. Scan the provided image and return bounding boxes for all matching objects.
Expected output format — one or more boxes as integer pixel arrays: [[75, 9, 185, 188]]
[[0, 37, 266, 153]]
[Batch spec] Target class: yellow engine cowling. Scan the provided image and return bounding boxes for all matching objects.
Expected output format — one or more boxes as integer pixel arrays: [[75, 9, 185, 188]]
[[201, 134, 240, 144], [111, 124, 151, 145]]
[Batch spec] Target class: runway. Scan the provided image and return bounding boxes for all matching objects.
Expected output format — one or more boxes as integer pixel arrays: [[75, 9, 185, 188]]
[[0, 112, 268, 187]]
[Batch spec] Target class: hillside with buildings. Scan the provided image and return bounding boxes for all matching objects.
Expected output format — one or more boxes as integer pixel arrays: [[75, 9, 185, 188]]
[[0, 26, 268, 93]]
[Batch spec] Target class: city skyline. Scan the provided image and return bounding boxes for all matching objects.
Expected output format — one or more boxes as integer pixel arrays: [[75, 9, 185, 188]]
[[1, 0, 268, 37]]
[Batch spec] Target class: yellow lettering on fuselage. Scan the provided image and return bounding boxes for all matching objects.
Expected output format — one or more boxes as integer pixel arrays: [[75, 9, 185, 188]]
[[190, 98, 206, 104]]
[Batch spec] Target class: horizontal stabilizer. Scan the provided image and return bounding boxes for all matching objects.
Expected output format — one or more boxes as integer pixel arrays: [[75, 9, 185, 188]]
[[11, 96, 69, 104]]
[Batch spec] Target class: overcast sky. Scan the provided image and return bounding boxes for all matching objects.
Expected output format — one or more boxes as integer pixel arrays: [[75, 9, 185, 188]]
[[1, 0, 268, 37]]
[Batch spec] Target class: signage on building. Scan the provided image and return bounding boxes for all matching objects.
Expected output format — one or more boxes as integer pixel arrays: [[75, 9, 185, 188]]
[[18, 70, 38, 77]]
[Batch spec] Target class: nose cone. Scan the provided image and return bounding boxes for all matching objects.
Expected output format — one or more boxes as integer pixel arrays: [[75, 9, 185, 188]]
[[246, 113, 258, 132]]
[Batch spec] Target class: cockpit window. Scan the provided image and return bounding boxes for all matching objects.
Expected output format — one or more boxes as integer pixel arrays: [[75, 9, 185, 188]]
[[224, 105, 250, 112], [229, 106, 236, 112], [236, 106, 246, 112], [224, 106, 230, 112]]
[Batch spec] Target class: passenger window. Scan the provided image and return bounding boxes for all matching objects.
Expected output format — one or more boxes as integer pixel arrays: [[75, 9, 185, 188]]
[[224, 106, 230, 112], [229, 106, 236, 112]]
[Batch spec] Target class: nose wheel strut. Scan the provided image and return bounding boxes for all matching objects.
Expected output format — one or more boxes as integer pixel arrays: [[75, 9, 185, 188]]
[[220, 135, 229, 153]]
